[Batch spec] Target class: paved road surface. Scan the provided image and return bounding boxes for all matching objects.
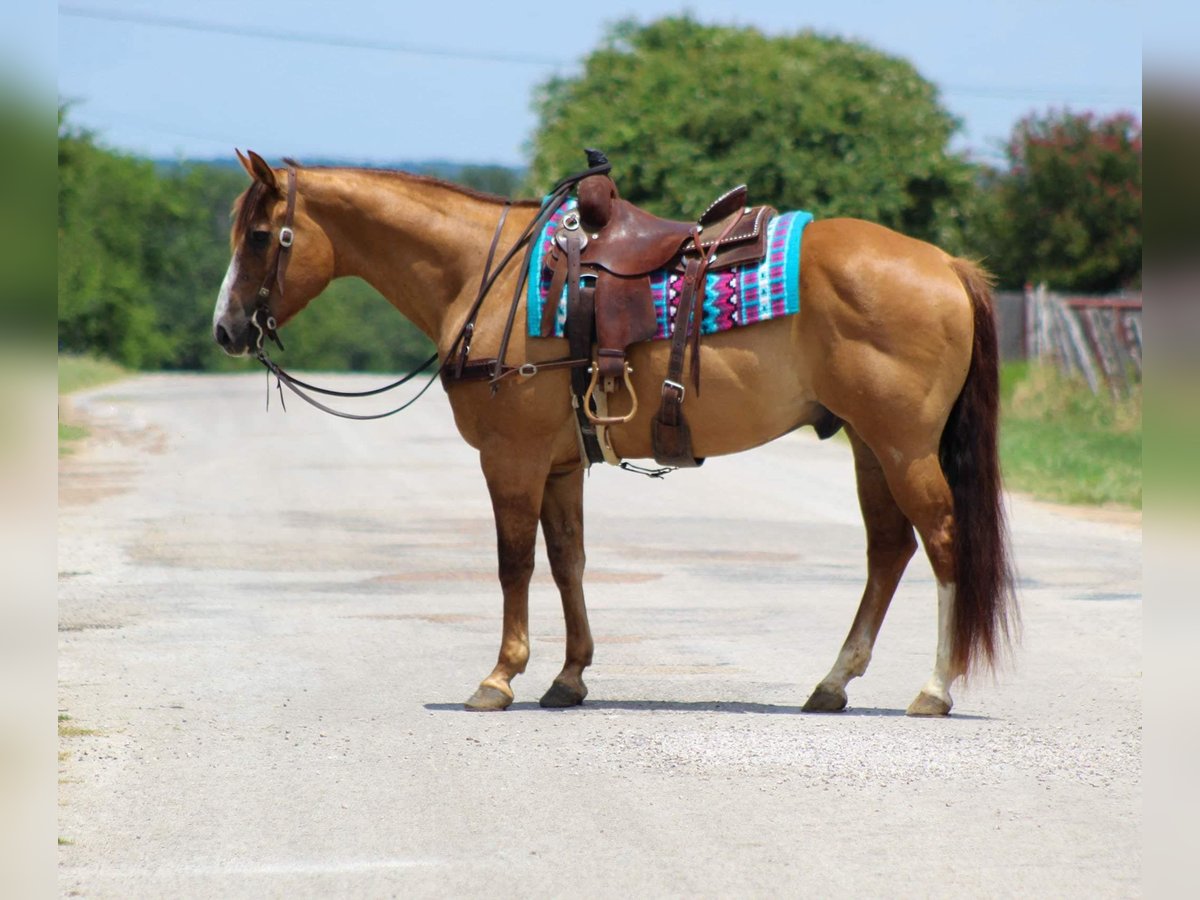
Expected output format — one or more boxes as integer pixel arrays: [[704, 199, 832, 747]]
[[58, 374, 1141, 897]]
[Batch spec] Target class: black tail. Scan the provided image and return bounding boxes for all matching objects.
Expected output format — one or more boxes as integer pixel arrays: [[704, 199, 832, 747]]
[[942, 259, 1018, 676]]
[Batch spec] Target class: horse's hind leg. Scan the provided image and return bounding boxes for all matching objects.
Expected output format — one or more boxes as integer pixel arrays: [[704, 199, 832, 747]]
[[867, 445, 961, 716], [804, 428, 917, 711], [538, 467, 594, 708]]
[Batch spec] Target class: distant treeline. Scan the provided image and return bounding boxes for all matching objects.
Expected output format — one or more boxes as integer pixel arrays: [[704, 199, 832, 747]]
[[58, 119, 524, 373]]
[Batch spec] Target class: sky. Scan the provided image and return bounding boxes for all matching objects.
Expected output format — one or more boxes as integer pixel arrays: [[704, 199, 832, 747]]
[[53, 1, 1144, 167]]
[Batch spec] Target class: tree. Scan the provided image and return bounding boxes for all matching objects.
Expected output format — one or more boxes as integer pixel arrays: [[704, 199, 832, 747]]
[[58, 115, 175, 367], [529, 17, 977, 250], [986, 110, 1141, 292]]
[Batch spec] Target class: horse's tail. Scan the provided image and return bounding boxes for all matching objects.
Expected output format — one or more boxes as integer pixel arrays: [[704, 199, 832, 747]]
[[942, 259, 1018, 677]]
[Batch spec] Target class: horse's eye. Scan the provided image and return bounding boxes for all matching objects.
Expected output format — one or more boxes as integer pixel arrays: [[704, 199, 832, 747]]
[[249, 230, 271, 248]]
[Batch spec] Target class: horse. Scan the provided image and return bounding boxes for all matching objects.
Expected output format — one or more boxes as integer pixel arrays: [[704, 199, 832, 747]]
[[212, 150, 1016, 716]]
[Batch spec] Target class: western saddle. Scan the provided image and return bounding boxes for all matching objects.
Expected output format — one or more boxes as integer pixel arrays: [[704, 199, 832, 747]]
[[541, 150, 777, 468]]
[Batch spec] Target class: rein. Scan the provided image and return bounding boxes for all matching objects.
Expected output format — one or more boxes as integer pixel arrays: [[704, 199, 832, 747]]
[[250, 161, 610, 419], [257, 351, 442, 420]]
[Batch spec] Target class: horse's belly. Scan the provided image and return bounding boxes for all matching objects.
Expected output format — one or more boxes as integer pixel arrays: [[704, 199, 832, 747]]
[[608, 318, 816, 461]]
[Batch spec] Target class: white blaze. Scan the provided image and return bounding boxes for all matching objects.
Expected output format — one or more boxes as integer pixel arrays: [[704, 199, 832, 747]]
[[213, 256, 238, 330]]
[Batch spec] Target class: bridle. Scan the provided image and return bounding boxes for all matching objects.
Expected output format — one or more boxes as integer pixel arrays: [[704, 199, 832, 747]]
[[249, 163, 298, 354]]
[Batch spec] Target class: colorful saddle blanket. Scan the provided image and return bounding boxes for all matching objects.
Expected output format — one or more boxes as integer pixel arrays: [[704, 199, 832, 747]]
[[526, 198, 812, 340]]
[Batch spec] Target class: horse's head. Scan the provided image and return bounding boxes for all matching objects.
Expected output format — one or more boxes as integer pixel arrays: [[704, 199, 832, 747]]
[[213, 150, 335, 356]]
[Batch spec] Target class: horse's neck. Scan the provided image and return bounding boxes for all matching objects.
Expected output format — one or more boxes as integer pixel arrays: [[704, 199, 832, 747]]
[[301, 169, 529, 343]]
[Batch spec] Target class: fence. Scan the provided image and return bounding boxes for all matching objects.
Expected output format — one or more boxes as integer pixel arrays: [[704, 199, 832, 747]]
[[1021, 284, 1142, 397]]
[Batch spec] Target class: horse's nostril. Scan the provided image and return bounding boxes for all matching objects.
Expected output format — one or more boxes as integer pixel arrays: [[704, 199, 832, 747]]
[[215, 323, 231, 346]]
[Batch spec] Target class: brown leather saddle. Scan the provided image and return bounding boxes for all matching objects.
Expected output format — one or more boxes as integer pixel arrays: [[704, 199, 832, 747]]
[[541, 165, 776, 467]]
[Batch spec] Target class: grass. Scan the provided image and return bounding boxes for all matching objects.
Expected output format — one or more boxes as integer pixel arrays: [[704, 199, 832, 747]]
[[58, 354, 128, 395], [998, 361, 1141, 508], [58, 723, 97, 739], [58, 354, 128, 456], [58, 712, 97, 739]]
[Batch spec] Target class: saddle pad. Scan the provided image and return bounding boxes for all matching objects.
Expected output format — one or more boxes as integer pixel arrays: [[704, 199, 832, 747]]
[[526, 197, 813, 341]]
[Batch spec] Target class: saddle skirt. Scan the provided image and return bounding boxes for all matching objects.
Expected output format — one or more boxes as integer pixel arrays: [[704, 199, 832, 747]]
[[527, 198, 813, 342]]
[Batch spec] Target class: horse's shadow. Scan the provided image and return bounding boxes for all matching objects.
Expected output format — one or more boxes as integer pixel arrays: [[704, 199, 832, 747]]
[[423, 700, 991, 720]]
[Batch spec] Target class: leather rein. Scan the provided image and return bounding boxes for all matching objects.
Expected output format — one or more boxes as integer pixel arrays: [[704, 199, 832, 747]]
[[251, 163, 608, 420]]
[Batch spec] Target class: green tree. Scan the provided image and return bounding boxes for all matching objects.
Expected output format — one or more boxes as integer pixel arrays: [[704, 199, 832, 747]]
[[58, 115, 174, 366], [985, 110, 1141, 292], [529, 17, 977, 250]]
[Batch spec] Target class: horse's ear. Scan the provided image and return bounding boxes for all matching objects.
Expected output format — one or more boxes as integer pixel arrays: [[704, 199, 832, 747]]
[[235, 148, 256, 181], [244, 150, 279, 192]]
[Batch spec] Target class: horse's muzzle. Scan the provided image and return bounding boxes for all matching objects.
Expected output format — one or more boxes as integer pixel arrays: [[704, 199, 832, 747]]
[[213, 321, 251, 357]]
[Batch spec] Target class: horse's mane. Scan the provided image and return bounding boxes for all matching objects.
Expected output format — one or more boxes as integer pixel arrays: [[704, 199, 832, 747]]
[[318, 165, 540, 209], [231, 164, 538, 244]]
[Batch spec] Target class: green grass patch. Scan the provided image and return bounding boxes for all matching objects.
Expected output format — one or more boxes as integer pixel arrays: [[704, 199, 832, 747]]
[[58, 354, 128, 456], [999, 362, 1141, 508], [58, 715, 98, 739], [58, 723, 97, 739], [58, 354, 128, 395]]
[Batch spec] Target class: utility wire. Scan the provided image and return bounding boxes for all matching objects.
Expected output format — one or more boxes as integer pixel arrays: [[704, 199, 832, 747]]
[[61, 4, 1137, 105], [59, 4, 572, 68]]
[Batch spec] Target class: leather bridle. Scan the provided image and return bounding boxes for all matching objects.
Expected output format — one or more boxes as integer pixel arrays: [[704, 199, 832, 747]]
[[249, 163, 298, 353]]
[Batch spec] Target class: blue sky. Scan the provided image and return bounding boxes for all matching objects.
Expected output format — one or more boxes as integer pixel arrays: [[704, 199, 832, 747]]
[[55, 1, 1142, 167]]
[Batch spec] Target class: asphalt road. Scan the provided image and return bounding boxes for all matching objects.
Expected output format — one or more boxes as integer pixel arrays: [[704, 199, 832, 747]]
[[58, 373, 1142, 898]]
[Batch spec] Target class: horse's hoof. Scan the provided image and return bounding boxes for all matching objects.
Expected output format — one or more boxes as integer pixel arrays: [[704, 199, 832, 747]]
[[539, 680, 587, 708], [906, 690, 952, 717], [802, 684, 848, 712], [464, 685, 513, 711]]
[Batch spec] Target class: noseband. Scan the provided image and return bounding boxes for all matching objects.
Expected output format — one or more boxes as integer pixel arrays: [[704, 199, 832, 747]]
[[250, 163, 299, 353]]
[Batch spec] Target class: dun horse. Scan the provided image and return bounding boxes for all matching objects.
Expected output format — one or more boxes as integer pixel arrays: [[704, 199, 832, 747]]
[[213, 151, 1016, 716]]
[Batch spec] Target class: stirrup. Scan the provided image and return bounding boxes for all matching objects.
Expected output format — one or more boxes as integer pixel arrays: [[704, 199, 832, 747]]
[[583, 363, 638, 426]]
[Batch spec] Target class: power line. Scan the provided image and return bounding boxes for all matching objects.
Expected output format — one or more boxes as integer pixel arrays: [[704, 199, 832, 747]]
[[61, 4, 1138, 106], [59, 5, 572, 68]]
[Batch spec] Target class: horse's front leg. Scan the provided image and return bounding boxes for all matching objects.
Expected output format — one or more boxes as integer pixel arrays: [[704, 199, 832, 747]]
[[538, 467, 593, 708], [464, 450, 550, 711]]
